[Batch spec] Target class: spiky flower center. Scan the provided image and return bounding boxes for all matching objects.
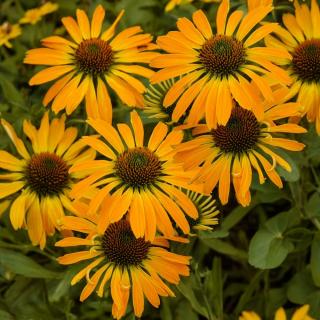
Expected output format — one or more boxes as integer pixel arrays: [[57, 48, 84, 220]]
[[115, 147, 162, 187], [199, 35, 245, 77], [102, 220, 150, 266], [292, 39, 320, 83], [75, 39, 113, 75], [212, 107, 260, 153], [25, 152, 69, 197]]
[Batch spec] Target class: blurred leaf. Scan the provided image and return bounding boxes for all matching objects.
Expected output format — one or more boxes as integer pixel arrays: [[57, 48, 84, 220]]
[[248, 210, 299, 269], [311, 232, 320, 287], [176, 300, 199, 320], [177, 277, 208, 318], [305, 192, 320, 218], [0, 248, 61, 279], [205, 258, 223, 319], [0, 309, 14, 320], [221, 197, 258, 231], [0, 74, 24, 107], [287, 267, 320, 318], [235, 271, 264, 314], [276, 150, 300, 182], [200, 238, 247, 261]]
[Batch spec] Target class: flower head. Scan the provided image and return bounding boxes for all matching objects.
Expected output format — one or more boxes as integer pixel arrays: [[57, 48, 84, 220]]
[[151, 0, 291, 128], [265, 0, 320, 133], [165, 0, 193, 12], [69, 110, 204, 241], [144, 78, 184, 123], [0, 22, 21, 48], [19, 2, 58, 25], [247, 0, 273, 11], [56, 211, 190, 319], [239, 304, 315, 320], [175, 88, 306, 206], [0, 112, 95, 248], [186, 191, 219, 233], [24, 5, 156, 122]]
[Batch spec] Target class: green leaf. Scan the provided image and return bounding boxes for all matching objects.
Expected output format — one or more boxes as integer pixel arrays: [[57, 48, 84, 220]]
[[311, 232, 320, 287], [176, 301, 199, 320], [287, 267, 320, 319], [248, 210, 299, 269], [0, 309, 14, 320], [305, 192, 320, 218], [0, 248, 61, 279], [204, 258, 223, 319], [200, 238, 248, 261], [177, 277, 208, 318], [221, 197, 258, 231], [0, 75, 24, 107], [276, 150, 300, 182]]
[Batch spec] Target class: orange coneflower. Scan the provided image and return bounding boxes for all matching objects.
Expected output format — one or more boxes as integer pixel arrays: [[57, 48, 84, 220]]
[[151, 0, 291, 128], [265, 0, 320, 133], [24, 5, 156, 122], [0, 112, 95, 248], [247, 0, 273, 11], [19, 2, 58, 25], [0, 22, 21, 48], [186, 191, 219, 233], [56, 210, 190, 320], [144, 78, 181, 123], [239, 304, 314, 320], [175, 87, 306, 206], [69, 110, 204, 241]]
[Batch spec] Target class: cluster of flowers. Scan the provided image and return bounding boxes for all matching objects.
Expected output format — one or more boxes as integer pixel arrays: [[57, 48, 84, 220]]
[[0, 0, 318, 318], [0, 1, 57, 48]]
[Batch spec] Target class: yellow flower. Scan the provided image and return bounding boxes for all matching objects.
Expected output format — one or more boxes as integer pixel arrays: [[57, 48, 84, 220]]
[[265, 0, 320, 134], [151, 0, 291, 128], [239, 304, 315, 320], [24, 5, 157, 122], [165, 0, 220, 11], [19, 2, 58, 25], [165, 0, 193, 12], [0, 22, 21, 48], [0, 112, 95, 248], [69, 110, 204, 241], [247, 0, 273, 11], [56, 212, 190, 319], [186, 191, 219, 233], [144, 78, 180, 123], [175, 87, 306, 206]]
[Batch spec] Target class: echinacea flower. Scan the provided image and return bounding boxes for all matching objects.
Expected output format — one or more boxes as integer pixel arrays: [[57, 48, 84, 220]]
[[19, 2, 58, 25], [247, 0, 273, 11], [151, 0, 291, 128], [265, 0, 320, 133], [186, 191, 219, 233], [239, 304, 315, 320], [0, 112, 95, 248], [165, 0, 220, 12], [144, 78, 179, 123], [165, 0, 193, 12], [175, 87, 306, 206], [56, 212, 190, 320], [0, 22, 21, 48], [24, 5, 156, 122], [69, 110, 204, 241]]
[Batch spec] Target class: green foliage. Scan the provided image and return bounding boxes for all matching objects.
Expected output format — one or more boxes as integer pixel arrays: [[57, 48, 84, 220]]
[[0, 0, 319, 319]]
